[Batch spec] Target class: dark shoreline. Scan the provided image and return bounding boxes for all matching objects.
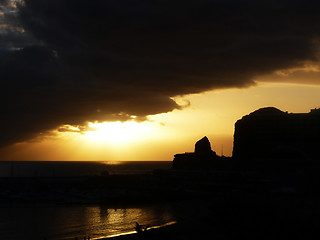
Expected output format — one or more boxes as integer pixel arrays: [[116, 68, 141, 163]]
[[97, 222, 179, 240], [100, 194, 320, 240], [97, 221, 178, 240], [1, 165, 320, 239]]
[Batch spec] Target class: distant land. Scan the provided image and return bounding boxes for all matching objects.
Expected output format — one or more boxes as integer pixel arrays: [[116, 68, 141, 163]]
[[173, 107, 320, 170]]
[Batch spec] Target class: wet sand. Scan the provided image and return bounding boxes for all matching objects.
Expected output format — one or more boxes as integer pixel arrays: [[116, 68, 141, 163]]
[[98, 224, 178, 240], [97, 222, 206, 240]]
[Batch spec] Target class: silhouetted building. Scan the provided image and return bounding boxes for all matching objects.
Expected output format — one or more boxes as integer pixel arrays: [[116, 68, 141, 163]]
[[172, 136, 218, 169], [233, 107, 320, 161]]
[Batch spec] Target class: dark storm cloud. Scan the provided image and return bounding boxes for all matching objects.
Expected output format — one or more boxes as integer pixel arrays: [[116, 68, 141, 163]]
[[0, 0, 37, 50], [1, 0, 320, 146], [0, 0, 9, 5]]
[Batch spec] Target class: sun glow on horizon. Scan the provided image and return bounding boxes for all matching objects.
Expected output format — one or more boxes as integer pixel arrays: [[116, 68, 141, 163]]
[[83, 121, 157, 146], [1, 82, 319, 161]]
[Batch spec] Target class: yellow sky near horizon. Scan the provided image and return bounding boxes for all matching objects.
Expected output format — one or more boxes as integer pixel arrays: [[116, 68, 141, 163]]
[[2, 1, 320, 162], [0, 80, 319, 161]]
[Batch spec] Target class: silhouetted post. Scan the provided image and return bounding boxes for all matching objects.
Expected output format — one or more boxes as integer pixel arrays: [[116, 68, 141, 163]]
[[135, 222, 142, 234]]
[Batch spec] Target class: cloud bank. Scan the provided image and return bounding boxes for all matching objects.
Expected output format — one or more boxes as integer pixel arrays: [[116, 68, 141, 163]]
[[0, 0, 320, 146]]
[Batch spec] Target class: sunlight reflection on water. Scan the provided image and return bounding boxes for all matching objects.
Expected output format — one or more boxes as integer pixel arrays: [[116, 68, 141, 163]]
[[0, 204, 177, 240]]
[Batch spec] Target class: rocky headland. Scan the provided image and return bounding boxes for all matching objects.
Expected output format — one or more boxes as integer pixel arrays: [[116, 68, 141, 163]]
[[233, 107, 320, 161]]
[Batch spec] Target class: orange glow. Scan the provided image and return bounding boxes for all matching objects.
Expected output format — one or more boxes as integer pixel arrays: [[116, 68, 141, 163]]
[[83, 121, 156, 146], [0, 82, 319, 161]]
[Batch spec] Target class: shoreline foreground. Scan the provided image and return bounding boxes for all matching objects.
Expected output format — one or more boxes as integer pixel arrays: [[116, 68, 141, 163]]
[[98, 193, 320, 240], [2, 165, 320, 240]]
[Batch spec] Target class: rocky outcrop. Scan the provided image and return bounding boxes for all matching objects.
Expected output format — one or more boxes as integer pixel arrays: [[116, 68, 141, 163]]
[[195, 136, 212, 155], [172, 136, 218, 170], [232, 107, 320, 161]]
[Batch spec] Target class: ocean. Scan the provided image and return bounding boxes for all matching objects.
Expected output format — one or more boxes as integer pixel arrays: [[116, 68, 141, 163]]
[[0, 203, 181, 240], [0, 161, 172, 177], [0, 161, 178, 240]]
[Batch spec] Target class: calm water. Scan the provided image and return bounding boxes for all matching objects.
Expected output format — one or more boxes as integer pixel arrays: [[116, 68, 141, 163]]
[[0, 161, 172, 177], [0, 161, 176, 239], [0, 203, 178, 240]]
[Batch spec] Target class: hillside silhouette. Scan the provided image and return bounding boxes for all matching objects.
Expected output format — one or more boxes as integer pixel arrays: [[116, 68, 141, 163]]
[[173, 107, 320, 171], [233, 107, 320, 161]]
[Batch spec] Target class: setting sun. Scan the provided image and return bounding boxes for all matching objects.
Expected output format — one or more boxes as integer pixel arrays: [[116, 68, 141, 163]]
[[83, 121, 156, 145], [2, 1, 320, 239]]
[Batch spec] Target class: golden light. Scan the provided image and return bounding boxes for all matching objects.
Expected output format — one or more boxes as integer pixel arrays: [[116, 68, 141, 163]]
[[83, 121, 155, 146], [2, 82, 320, 161]]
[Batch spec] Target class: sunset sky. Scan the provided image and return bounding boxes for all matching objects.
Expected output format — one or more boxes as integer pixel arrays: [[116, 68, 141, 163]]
[[0, 0, 320, 161]]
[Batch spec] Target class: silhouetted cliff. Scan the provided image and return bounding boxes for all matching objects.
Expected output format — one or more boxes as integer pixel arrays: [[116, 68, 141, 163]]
[[172, 136, 218, 169], [233, 107, 320, 161]]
